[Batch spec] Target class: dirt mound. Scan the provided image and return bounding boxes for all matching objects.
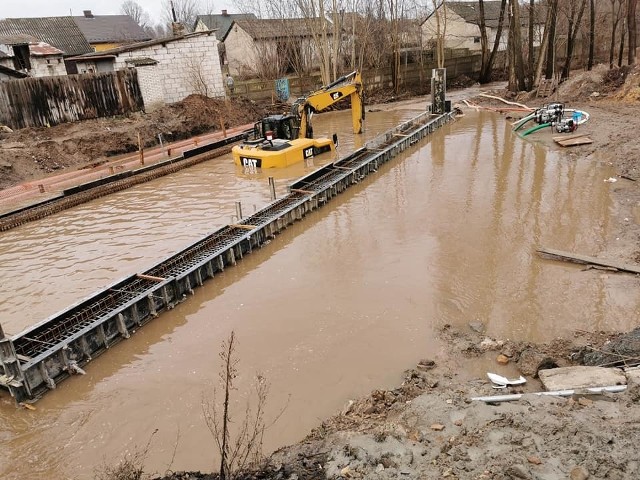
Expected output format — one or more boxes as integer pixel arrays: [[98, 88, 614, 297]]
[[0, 95, 270, 189], [555, 64, 608, 101], [613, 64, 640, 101]]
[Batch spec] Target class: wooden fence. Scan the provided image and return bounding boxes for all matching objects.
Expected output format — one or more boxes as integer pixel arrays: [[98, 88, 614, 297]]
[[0, 70, 144, 130], [230, 48, 490, 102]]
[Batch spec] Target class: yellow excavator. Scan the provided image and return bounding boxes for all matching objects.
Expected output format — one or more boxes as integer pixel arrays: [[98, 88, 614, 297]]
[[232, 70, 364, 169]]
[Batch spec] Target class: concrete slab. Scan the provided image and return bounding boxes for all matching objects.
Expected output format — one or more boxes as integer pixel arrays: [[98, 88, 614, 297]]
[[539, 366, 627, 391]]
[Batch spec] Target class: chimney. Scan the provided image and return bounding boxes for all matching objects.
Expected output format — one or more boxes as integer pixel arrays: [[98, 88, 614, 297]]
[[222, 9, 228, 16], [83, 10, 94, 18], [171, 22, 185, 37]]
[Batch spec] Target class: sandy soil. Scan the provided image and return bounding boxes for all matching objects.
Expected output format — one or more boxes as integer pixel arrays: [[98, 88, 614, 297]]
[[3, 67, 640, 479]]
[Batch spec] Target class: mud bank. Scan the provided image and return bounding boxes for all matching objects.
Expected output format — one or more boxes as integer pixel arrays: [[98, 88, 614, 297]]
[[152, 327, 640, 480]]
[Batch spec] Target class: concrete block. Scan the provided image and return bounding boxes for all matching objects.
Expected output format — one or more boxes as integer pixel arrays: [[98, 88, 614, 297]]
[[539, 366, 627, 391]]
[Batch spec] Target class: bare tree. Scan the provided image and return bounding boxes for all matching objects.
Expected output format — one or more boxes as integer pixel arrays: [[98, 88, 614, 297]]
[[430, 0, 446, 68], [120, 0, 151, 28], [507, 0, 526, 91], [478, 0, 507, 83], [587, 0, 595, 69], [618, 15, 627, 67], [202, 332, 276, 480], [184, 52, 210, 96], [533, 0, 553, 86], [527, 0, 535, 85], [628, 0, 638, 64], [560, 0, 587, 80], [609, 0, 625, 67], [544, 0, 558, 79], [388, 0, 402, 92], [162, 0, 202, 30]]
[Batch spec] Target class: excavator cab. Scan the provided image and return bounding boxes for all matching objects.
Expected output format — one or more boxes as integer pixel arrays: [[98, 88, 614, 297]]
[[233, 70, 363, 168], [251, 115, 298, 143]]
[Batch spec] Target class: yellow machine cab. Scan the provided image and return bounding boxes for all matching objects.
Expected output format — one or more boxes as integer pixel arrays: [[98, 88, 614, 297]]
[[233, 70, 364, 169]]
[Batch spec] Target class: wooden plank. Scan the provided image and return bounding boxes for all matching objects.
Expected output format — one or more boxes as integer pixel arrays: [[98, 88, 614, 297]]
[[539, 366, 626, 391], [554, 136, 593, 147], [552, 133, 590, 142], [537, 247, 640, 274], [230, 224, 255, 231]]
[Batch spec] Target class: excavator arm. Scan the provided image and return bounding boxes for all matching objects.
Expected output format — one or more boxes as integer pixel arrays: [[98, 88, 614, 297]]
[[293, 70, 364, 140]]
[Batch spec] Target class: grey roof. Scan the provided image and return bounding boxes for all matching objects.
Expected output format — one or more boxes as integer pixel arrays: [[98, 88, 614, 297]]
[[0, 34, 38, 45], [67, 31, 215, 60], [195, 13, 257, 40], [226, 18, 331, 42], [424, 1, 542, 28], [0, 17, 92, 56], [0, 64, 29, 78], [125, 57, 158, 66], [73, 15, 152, 44]]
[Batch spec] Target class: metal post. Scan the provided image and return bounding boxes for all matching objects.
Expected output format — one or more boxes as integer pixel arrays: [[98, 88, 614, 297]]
[[235, 201, 243, 220], [431, 68, 446, 114], [268, 177, 277, 201], [158, 133, 164, 152]]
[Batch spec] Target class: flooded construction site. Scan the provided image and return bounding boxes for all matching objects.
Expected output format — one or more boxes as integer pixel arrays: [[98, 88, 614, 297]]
[[1, 100, 639, 479]]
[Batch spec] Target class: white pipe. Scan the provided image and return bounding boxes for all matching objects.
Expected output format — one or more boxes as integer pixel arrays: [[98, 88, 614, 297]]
[[471, 385, 627, 403], [564, 109, 590, 125], [478, 94, 533, 110]]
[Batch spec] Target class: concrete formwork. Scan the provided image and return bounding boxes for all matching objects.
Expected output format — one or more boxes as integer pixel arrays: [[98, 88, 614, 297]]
[[0, 111, 453, 404]]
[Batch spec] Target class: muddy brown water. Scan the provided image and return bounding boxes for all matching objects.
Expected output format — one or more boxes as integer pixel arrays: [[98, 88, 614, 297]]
[[1, 101, 638, 479]]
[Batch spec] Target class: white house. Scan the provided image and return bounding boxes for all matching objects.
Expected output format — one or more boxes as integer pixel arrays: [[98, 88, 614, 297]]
[[67, 31, 225, 109], [421, 1, 544, 52], [223, 17, 332, 77]]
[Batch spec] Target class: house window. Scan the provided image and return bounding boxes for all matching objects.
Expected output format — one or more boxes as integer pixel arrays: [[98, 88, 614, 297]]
[[473, 37, 481, 43]]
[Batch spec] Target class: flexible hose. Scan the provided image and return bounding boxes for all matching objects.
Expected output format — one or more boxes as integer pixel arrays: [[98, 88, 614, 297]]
[[521, 122, 551, 137], [513, 112, 536, 131]]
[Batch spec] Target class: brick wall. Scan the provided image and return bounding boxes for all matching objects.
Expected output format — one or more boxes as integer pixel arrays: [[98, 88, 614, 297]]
[[112, 33, 224, 105], [30, 56, 67, 77], [135, 65, 164, 109]]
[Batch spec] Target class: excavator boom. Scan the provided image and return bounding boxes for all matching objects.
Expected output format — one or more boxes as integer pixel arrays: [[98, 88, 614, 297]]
[[232, 71, 365, 169], [295, 70, 364, 140]]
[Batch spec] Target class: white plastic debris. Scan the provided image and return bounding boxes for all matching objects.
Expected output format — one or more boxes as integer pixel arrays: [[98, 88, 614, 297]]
[[604, 177, 618, 183], [487, 372, 526, 389]]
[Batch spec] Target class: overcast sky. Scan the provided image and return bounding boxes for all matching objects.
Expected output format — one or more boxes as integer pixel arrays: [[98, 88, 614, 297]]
[[1, 1, 235, 26]]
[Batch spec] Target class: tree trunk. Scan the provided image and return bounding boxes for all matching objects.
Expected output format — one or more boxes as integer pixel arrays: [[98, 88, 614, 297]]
[[432, 0, 446, 69], [331, 0, 339, 81], [629, 0, 638, 64], [619, 18, 627, 67], [478, 0, 489, 79], [479, 0, 507, 83], [509, 0, 527, 91], [561, 0, 587, 80], [528, 0, 535, 87], [534, 2, 553, 86], [544, 0, 558, 79], [507, 7, 516, 90], [610, 1, 620, 68], [219, 332, 236, 480], [588, 0, 595, 70]]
